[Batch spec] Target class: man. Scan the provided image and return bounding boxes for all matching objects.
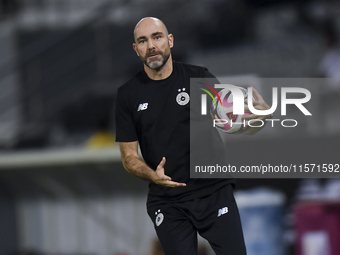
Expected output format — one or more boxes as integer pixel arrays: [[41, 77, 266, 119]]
[[115, 17, 270, 255]]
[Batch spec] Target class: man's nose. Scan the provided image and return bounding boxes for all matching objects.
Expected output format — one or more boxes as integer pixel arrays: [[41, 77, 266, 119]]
[[148, 40, 155, 50]]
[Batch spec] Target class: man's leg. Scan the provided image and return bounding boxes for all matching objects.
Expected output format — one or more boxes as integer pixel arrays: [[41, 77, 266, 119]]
[[147, 203, 198, 255], [195, 185, 247, 255]]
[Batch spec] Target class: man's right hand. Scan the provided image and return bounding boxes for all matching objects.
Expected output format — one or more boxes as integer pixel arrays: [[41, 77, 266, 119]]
[[152, 157, 187, 188], [120, 142, 186, 188]]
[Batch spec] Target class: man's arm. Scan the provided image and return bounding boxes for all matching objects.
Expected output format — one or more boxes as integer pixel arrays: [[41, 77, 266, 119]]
[[119, 141, 186, 188]]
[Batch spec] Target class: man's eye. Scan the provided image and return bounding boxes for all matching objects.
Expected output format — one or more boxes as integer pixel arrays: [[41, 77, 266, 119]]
[[155, 36, 161, 40], [139, 40, 146, 44]]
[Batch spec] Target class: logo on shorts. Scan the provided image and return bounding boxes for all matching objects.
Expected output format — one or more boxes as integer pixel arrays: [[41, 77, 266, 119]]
[[155, 209, 164, 226], [176, 88, 190, 106], [217, 207, 228, 217]]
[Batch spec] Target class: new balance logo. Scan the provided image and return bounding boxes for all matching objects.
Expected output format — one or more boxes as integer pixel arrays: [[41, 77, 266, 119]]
[[217, 207, 228, 217], [137, 103, 148, 111]]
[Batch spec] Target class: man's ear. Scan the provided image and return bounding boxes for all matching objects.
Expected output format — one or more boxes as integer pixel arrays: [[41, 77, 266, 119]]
[[168, 34, 174, 48], [133, 43, 139, 56]]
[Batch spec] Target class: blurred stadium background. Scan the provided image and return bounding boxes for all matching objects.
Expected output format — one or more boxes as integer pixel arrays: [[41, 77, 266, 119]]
[[0, 0, 340, 254]]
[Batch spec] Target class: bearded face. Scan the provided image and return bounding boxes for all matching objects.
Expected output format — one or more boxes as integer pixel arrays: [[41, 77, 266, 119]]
[[133, 18, 174, 72], [140, 46, 171, 70]]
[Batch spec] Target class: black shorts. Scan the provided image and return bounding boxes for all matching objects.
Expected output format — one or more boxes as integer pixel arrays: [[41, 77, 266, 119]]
[[147, 184, 246, 255]]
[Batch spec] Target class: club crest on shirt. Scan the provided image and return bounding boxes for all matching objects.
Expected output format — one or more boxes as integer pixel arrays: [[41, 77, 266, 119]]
[[176, 88, 190, 106]]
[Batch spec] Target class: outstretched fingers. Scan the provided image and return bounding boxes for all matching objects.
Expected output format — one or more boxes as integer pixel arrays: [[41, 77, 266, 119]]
[[155, 157, 186, 187], [156, 157, 171, 181]]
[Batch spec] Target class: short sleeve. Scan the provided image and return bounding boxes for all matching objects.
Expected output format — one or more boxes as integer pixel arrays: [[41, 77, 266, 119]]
[[115, 87, 138, 142], [201, 68, 221, 94], [203, 68, 217, 79]]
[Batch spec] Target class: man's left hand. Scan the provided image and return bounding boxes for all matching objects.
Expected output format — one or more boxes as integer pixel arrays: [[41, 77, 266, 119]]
[[242, 87, 271, 135]]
